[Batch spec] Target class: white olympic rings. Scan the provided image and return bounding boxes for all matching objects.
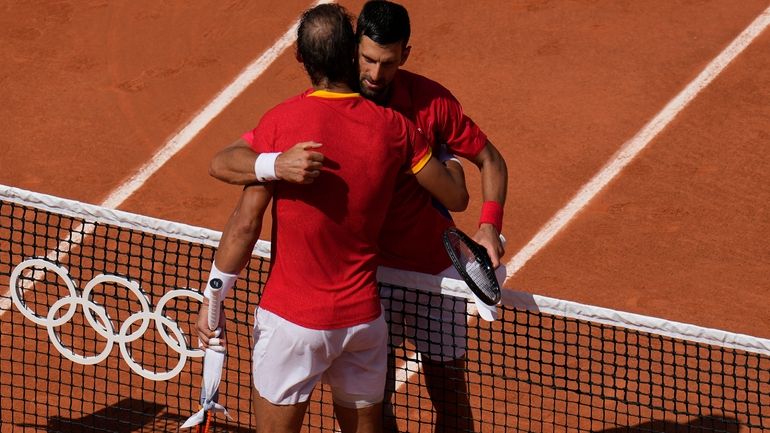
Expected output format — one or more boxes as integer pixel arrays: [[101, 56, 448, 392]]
[[9, 258, 205, 381]]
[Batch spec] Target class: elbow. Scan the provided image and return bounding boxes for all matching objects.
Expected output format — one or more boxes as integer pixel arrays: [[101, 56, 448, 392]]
[[208, 157, 226, 181], [229, 209, 261, 243], [459, 191, 470, 211]]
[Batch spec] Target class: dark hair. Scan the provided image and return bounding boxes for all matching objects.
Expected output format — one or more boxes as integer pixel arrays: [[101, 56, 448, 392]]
[[356, 0, 410, 46], [297, 4, 356, 86]]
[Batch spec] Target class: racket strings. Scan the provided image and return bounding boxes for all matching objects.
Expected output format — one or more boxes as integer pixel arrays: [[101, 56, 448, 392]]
[[448, 234, 499, 303]]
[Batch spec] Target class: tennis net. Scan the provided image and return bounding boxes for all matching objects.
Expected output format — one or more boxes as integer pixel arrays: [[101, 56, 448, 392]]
[[1, 184, 769, 432]]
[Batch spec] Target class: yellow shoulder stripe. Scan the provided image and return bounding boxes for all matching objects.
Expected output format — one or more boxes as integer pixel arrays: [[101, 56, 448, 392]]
[[410, 148, 433, 174]]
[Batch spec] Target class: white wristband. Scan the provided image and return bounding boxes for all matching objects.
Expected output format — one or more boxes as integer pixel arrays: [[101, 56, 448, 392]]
[[254, 152, 281, 182], [444, 156, 462, 166], [203, 263, 238, 300]]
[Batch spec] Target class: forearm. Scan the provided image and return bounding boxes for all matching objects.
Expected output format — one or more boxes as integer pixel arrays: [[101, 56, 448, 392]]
[[214, 225, 261, 275], [213, 185, 272, 273], [197, 185, 270, 342], [476, 141, 508, 206], [470, 141, 508, 267], [209, 146, 260, 185], [210, 138, 325, 185], [214, 208, 263, 273]]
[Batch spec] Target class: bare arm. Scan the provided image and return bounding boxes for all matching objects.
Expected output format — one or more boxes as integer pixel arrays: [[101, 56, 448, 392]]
[[209, 138, 325, 185], [195, 183, 274, 347], [414, 156, 469, 212], [212, 183, 273, 272], [468, 140, 508, 267]]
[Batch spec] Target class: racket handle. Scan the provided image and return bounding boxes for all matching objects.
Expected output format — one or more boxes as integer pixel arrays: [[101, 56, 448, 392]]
[[206, 289, 222, 331]]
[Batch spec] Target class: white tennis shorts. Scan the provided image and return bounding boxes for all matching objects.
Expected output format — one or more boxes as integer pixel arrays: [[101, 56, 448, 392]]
[[380, 265, 468, 362], [251, 307, 387, 408]]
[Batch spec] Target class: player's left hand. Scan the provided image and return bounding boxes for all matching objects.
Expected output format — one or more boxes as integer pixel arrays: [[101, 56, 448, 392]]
[[275, 141, 324, 184], [473, 224, 505, 268]]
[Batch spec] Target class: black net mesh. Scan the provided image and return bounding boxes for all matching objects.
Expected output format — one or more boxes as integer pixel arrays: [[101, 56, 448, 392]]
[[1, 188, 769, 432]]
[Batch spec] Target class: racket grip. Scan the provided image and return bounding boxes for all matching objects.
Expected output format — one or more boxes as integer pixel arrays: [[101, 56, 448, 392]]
[[206, 289, 222, 331]]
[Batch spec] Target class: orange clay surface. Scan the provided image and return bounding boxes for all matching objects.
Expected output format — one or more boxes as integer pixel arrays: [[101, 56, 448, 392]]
[[2, 1, 769, 342]]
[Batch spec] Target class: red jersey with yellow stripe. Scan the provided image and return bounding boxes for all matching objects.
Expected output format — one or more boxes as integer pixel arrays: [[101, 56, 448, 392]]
[[378, 70, 488, 274], [243, 89, 431, 329]]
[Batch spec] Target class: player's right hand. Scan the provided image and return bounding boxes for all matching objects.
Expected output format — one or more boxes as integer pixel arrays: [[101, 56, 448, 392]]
[[195, 300, 226, 351], [473, 224, 505, 268], [275, 141, 324, 184]]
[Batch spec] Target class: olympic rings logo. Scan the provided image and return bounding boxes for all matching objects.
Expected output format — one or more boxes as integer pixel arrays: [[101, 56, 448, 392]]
[[9, 258, 204, 381]]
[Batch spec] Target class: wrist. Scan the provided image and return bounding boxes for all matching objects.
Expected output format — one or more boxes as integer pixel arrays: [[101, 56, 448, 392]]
[[479, 201, 503, 234], [254, 152, 281, 182], [203, 263, 238, 300]]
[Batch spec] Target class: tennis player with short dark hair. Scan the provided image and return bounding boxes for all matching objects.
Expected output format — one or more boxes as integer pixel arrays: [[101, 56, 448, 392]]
[[355, 2, 509, 432], [208, 2, 508, 432], [195, 4, 468, 433]]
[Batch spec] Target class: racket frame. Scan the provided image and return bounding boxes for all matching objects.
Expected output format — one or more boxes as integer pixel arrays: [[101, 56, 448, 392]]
[[442, 227, 502, 305]]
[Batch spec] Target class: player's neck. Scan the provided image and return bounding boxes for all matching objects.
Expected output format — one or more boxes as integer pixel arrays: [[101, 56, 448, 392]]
[[313, 79, 355, 94]]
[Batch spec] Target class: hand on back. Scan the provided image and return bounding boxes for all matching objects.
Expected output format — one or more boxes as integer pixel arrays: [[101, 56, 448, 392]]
[[276, 142, 325, 184]]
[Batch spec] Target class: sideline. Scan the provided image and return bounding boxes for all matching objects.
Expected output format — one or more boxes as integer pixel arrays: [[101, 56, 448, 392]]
[[504, 6, 770, 279], [104, 0, 332, 208]]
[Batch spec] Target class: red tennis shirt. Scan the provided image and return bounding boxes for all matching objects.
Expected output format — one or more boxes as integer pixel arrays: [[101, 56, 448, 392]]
[[378, 70, 489, 274], [243, 89, 432, 329]]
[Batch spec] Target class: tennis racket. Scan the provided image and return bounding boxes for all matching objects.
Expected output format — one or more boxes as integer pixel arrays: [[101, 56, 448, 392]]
[[199, 283, 223, 433], [442, 227, 502, 305]]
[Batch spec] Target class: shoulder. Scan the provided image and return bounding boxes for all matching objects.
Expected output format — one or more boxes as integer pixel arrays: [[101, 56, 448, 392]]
[[271, 91, 309, 113], [394, 70, 462, 120], [259, 91, 311, 123], [397, 69, 455, 99], [357, 96, 408, 124]]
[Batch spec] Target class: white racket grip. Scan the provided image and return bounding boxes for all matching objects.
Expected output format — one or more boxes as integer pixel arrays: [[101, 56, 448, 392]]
[[207, 289, 222, 330]]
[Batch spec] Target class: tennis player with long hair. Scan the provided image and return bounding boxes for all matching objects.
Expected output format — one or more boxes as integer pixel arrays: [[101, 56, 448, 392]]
[[195, 4, 468, 433]]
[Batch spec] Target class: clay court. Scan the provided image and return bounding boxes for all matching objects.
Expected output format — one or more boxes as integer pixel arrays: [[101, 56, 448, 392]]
[[1, 1, 769, 432]]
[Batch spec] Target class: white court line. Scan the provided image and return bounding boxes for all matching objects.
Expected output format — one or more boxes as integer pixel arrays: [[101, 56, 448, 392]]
[[505, 6, 770, 279], [103, 0, 331, 208], [0, 0, 331, 314]]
